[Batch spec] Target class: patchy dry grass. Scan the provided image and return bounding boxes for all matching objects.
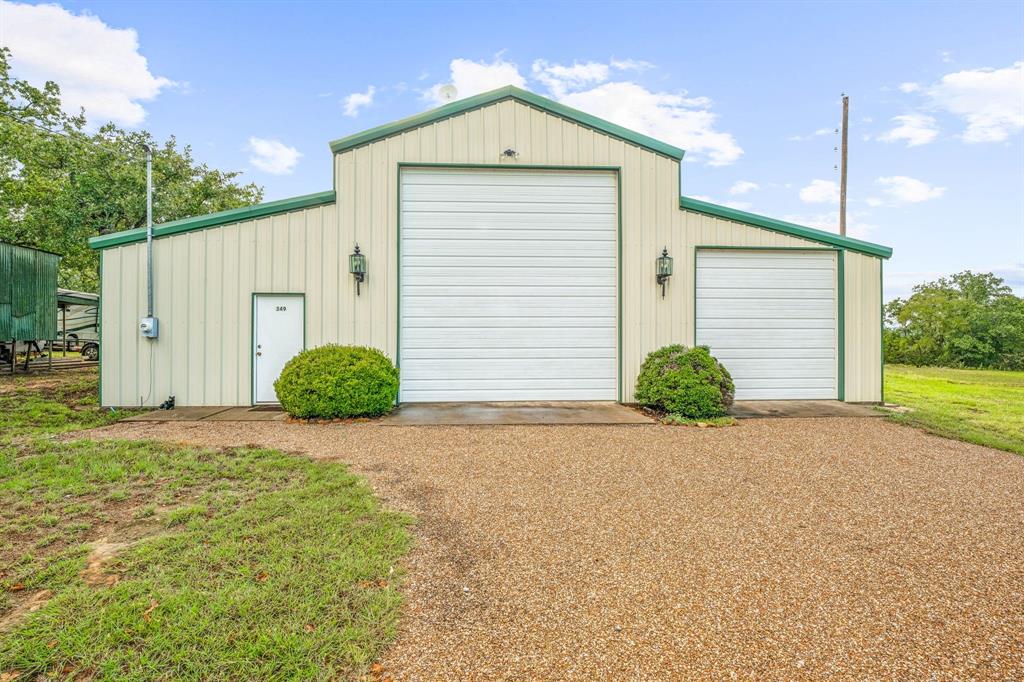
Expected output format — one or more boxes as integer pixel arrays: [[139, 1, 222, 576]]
[[0, 371, 411, 680]]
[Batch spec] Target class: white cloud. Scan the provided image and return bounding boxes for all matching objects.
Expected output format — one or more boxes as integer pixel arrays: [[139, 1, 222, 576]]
[[423, 55, 527, 105], [787, 128, 833, 142], [342, 86, 375, 117], [558, 81, 741, 165], [898, 82, 921, 93], [689, 195, 751, 211], [531, 60, 609, 98], [244, 137, 302, 175], [926, 61, 1024, 142], [799, 179, 840, 204], [423, 55, 741, 165], [877, 114, 940, 146], [729, 180, 759, 196], [783, 211, 878, 240], [610, 58, 654, 72], [1, 0, 175, 126], [992, 264, 1024, 293], [875, 175, 945, 204]]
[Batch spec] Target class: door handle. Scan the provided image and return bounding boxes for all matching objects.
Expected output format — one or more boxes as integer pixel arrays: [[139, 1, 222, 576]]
[[256, 351, 262, 357]]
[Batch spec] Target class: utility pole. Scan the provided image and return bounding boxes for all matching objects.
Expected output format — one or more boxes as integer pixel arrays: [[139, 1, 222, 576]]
[[839, 94, 849, 236]]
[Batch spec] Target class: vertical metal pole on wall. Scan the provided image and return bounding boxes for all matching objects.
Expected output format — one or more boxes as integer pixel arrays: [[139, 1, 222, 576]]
[[48, 340, 53, 371], [145, 145, 154, 319], [9, 338, 14, 375], [62, 307, 67, 357]]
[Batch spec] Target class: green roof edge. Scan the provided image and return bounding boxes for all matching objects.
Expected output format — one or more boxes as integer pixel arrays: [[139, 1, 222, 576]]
[[679, 196, 893, 259], [88, 190, 336, 250], [328, 86, 686, 160]]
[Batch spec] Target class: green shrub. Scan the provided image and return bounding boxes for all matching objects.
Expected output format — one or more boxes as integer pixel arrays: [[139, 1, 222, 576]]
[[274, 345, 399, 419], [634, 345, 735, 418]]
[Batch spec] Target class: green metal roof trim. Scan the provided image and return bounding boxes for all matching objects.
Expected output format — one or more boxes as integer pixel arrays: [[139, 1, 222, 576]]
[[88, 190, 336, 250], [679, 196, 893, 259], [329, 86, 686, 160]]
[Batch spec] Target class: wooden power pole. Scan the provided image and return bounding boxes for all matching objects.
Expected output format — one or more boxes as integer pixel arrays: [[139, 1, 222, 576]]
[[839, 94, 849, 236]]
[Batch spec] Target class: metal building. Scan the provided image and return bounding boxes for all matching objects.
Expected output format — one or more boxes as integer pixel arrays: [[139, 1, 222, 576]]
[[89, 87, 891, 407], [1, 242, 59, 344]]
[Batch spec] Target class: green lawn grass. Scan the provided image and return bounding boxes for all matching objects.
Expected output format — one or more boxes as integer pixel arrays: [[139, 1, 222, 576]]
[[883, 365, 1024, 455], [0, 371, 411, 679]]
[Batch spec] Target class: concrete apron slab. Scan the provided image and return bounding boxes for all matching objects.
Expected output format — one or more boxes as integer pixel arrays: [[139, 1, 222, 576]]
[[123, 407, 231, 422], [123, 406, 286, 422], [382, 401, 654, 426], [729, 400, 882, 418]]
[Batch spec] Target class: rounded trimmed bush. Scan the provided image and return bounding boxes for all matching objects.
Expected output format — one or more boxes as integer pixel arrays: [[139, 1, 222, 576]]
[[274, 344, 399, 419], [634, 344, 735, 418]]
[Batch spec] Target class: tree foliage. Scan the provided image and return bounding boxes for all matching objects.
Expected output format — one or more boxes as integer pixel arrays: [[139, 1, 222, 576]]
[[0, 47, 263, 291], [885, 271, 1024, 370]]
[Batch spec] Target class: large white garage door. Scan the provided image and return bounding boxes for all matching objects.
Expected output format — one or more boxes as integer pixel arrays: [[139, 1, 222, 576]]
[[696, 249, 838, 400], [399, 169, 617, 402]]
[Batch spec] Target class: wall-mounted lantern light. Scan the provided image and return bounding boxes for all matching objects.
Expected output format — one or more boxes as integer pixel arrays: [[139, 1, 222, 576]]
[[349, 244, 366, 295], [656, 247, 673, 298]]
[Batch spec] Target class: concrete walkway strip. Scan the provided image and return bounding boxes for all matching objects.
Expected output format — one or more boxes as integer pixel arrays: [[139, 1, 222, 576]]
[[122, 401, 882, 423], [729, 400, 882, 418], [380, 401, 654, 425], [123, 406, 232, 422]]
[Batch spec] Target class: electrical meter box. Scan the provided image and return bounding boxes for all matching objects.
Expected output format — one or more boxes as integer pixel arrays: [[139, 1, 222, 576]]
[[139, 316, 159, 339]]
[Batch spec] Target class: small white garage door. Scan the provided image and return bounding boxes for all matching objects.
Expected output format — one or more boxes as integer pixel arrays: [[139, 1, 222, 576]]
[[696, 249, 838, 400], [399, 169, 617, 402]]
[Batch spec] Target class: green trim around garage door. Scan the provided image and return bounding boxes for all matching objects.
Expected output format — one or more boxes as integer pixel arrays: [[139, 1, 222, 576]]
[[97, 253, 103, 406], [837, 250, 846, 401], [331, 86, 686, 161], [880, 257, 885, 404], [89, 191, 336, 251], [395, 163, 624, 402], [693, 246, 846, 402], [250, 292, 306, 406]]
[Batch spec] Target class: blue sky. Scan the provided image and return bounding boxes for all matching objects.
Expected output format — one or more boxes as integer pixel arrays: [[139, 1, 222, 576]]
[[3, 0, 1022, 299]]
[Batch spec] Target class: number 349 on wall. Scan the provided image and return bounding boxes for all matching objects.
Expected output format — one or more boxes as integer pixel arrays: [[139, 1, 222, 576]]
[[275, 306, 287, 311]]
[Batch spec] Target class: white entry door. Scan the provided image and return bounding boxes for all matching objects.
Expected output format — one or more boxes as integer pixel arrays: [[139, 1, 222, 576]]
[[696, 249, 838, 400], [399, 169, 618, 402], [253, 294, 304, 403]]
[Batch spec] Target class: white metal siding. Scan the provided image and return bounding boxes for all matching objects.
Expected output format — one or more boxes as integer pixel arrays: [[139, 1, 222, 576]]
[[399, 169, 617, 401], [696, 250, 838, 400]]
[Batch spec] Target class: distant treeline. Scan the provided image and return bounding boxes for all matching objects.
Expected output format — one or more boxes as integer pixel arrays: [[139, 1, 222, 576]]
[[885, 271, 1024, 371]]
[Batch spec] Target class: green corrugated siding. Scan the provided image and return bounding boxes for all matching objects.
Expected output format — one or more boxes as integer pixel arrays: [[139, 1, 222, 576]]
[[0, 243, 59, 340]]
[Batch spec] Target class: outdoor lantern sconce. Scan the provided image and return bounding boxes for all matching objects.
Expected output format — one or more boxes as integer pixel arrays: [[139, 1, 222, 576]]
[[656, 247, 673, 298], [349, 244, 366, 295]]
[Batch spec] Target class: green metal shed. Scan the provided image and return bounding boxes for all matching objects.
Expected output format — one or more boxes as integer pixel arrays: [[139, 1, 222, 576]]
[[0, 243, 60, 341]]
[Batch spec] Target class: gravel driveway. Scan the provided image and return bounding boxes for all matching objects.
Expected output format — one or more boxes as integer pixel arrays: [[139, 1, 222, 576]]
[[89, 417, 1024, 679]]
